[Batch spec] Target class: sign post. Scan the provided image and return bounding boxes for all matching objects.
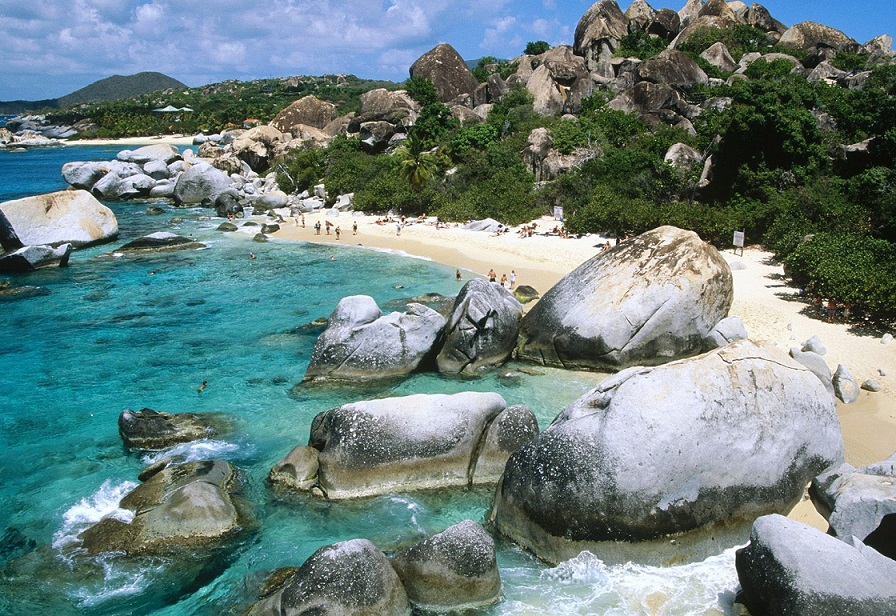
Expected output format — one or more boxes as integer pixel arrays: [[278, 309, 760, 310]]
[[732, 230, 745, 256]]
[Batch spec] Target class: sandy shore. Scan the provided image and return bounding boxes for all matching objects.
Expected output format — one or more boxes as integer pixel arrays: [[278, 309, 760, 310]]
[[64, 135, 195, 146], [273, 210, 894, 527]]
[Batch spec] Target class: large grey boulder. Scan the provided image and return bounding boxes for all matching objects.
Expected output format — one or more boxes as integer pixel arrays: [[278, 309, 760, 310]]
[[230, 125, 285, 172], [295, 392, 537, 499], [700, 42, 738, 72], [832, 363, 860, 404], [789, 347, 834, 397], [663, 142, 703, 170], [116, 143, 181, 165], [173, 162, 232, 205], [436, 279, 523, 375], [0, 190, 118, 248], [247, 539, 410, 616], [0, 243, 72, 273], [490, 340, 844, 565], [574, 0, 630, 70], [118, 408, 227, 450], [648, 8, 681, 40], [77, 460, 250, 557], [516, 226, 733, 371], [810, 453, 896, 560], [350, 89, 419, 130], [270, 94, 339, 132], [390, 520, 501, 611], [409, 43, 479, 103], [624, 0, 655, 31], [303, 295, 446, 383], [779, 21, 859, 52], [526, 45, 593, 116], [747, 3, 787, 34], [638, 49, 709, 87], [736, 515, 896, 615], [116, 232, 206, 253]]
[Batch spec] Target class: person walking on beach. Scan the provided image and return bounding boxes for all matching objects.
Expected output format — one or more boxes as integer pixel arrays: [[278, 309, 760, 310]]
[[510, 270, 516, 289], [335, 226, 341, 240], [353, 221, 358, 236], [314, 221, 321, 235], [325, 220, 332, 235]]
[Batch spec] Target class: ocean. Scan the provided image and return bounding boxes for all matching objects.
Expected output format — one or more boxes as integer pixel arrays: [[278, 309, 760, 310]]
[[0, 145, 741, 615]]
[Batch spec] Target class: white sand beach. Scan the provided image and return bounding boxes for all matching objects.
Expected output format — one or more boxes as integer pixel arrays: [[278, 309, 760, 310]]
[[64, 135, 195, 146], [273, 211, 896, 515]]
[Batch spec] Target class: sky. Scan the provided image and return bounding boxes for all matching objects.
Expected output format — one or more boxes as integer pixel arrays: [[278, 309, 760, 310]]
[[1, 0, 894, 101]]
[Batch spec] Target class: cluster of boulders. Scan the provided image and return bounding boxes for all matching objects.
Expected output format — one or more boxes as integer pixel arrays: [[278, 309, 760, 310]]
[[0, 190, 118, 272]]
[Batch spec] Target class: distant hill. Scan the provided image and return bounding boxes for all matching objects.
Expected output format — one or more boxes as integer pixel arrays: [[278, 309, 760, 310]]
[[0, 71, 187, 114], [57, 72, 187, 106]]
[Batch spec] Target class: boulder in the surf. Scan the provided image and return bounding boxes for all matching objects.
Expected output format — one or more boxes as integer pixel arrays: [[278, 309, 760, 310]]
[[390, 520, 501, 611], [0, 190, 119, 248], [116, 232, 206, 253], [117, 408, 228, 451], [490, 340, 844, 565], [736, 514, 896, 615], [172, 162, 232, 205], [516, 226, 732, 371], [284, 391, 538, 499], [0, 243, 71, 273], [246, 539, 410, 616], [436, 278, 523, 374], [303, 295, 446, 383]]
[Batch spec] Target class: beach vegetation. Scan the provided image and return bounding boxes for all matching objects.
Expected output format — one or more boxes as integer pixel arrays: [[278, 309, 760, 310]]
[[525, 41, 551, 56]]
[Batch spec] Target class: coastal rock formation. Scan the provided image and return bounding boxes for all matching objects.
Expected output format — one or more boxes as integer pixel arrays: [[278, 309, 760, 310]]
[[810, 453, 896, 560], [390, 520, 501, 611], [703, 315, 748, 350], [638, 49, 709, 87], [172, 162, 233, 205], [279, 392, 537, 499], [303, 295, 446, 383], [0, 243, 72, 273], [247, 539, 410, 616], [409, 43, 479, 103], [436, 279, 523, 375], [270, 95, 339, 132], [0, 190, 118, 248], [526, 45, 593, 115], [574, 0, 629, 70], [230, 125, 285, 172], [77, 460, 250, 556], [736, 515, 896, 615], [118, 408, 227, 450], [349, 88, 419, 132], [116, 232, 206, 253], [779, 21, 859, 52], [117, 144, 181, 165], [516, 226, 733, 371], [490, 340, 843, 565]]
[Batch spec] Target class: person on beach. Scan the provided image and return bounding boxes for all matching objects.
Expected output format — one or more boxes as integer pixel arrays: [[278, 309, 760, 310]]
[[325, 220, 332, 235], [500, 273, 508, 288], [353, 221, 358, 235], [488, 269, 497, 282], [294, 214, 299, 227], [335, 226, 341, 240], [198, 380, 208, 393], [456, 269, 462, 282], [510, 270, 516, 289], [314, 221, 321, 235], [301, 214, 305, 228], [396, 223, 402, 236]]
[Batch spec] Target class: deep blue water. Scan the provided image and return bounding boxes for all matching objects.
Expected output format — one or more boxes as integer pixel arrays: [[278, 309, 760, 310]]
[[0, 145, 739, 615]]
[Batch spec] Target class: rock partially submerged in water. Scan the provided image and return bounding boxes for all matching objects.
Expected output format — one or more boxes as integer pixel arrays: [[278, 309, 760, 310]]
[[273, 392, 538, 499], [77, 460, 250, 557], [736, 515, 896, 615], [490, 340, 843, 565], [116, 232, 206, 253], [390, 520, 501, 612], [117, 407, 228, 450], [303, 295, 446, 383], [247, 539, 410, 616], [0, 243, 71, 273], [516, 226, 733, 371], [0, 190, 119, 249], [0, 280, 50, 300], [810, 452, 896, 560], [437, 279, 523, 374]]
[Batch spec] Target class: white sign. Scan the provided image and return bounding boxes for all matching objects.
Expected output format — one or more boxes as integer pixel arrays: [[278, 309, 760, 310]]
[[553, 206, 564, 221], [733, 231, 745, 248]]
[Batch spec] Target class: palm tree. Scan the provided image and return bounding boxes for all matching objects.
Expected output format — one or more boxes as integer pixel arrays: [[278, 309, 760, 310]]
[[394, 131, 444, 212]]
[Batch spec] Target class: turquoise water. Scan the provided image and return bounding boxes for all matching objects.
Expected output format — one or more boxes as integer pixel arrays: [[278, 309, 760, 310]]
[[0, 146, 740, 614]]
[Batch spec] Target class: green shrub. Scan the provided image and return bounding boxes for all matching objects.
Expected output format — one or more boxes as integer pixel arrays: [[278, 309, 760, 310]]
[[615, 30, 667, 59], [525, 41, 551, 55]]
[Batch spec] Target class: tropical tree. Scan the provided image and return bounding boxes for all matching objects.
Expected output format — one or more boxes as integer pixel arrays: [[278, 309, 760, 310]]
[[394, 131, 446, 213]]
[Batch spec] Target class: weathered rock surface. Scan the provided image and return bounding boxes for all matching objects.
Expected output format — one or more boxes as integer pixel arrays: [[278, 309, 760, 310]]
[[77, 460, 249, 556], [409, 43, 479, 103], [303, 295, 446, 383], [703, 315, 748, 349], [270, 95, 339, 132], [0, 190, 118, 248], [0, 243, 72, 273], [574, 0, 629, 70], [638, 49, 709, 87], [117, 144, 181, 165], [516, 226, 733, 371], [390, 520, 501, 611], [247, 539, 410, 616], [116, 232, 206, 253], [810, 453, 896, 560], [118, 408, 226, 450], [230, 125, 285, 172], [526, 45, 593, 116], [172, 162, 233, 205], [295, 392, 537, 499], [491, 340, 843, 565], [832, 363, 860, 404], [436, 279, 523, 374], [736, 514, 896, 615], [779, 21, 858, 52], [269, 445, 320, 491]]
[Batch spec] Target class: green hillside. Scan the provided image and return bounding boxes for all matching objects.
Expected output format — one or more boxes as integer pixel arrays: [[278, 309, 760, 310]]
[[56, 72, 187, 106]]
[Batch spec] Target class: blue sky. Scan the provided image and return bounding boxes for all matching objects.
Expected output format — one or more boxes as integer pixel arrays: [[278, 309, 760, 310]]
[[1, 1, 894, 101]]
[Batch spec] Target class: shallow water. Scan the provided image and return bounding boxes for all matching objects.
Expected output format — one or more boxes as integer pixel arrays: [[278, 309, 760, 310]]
[[0, 146, 741, 614]]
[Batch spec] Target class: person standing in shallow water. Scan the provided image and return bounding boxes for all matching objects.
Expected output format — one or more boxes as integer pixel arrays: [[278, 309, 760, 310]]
[[456, 269, 462, 282]]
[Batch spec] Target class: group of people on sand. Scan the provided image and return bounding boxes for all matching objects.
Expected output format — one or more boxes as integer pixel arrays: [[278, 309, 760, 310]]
[[487, 268, 516, 290]]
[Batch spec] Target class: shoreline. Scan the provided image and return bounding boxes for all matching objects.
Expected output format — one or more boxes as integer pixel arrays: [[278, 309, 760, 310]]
[[272, 210, 895, 531], [63, 135, 195, 146]]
